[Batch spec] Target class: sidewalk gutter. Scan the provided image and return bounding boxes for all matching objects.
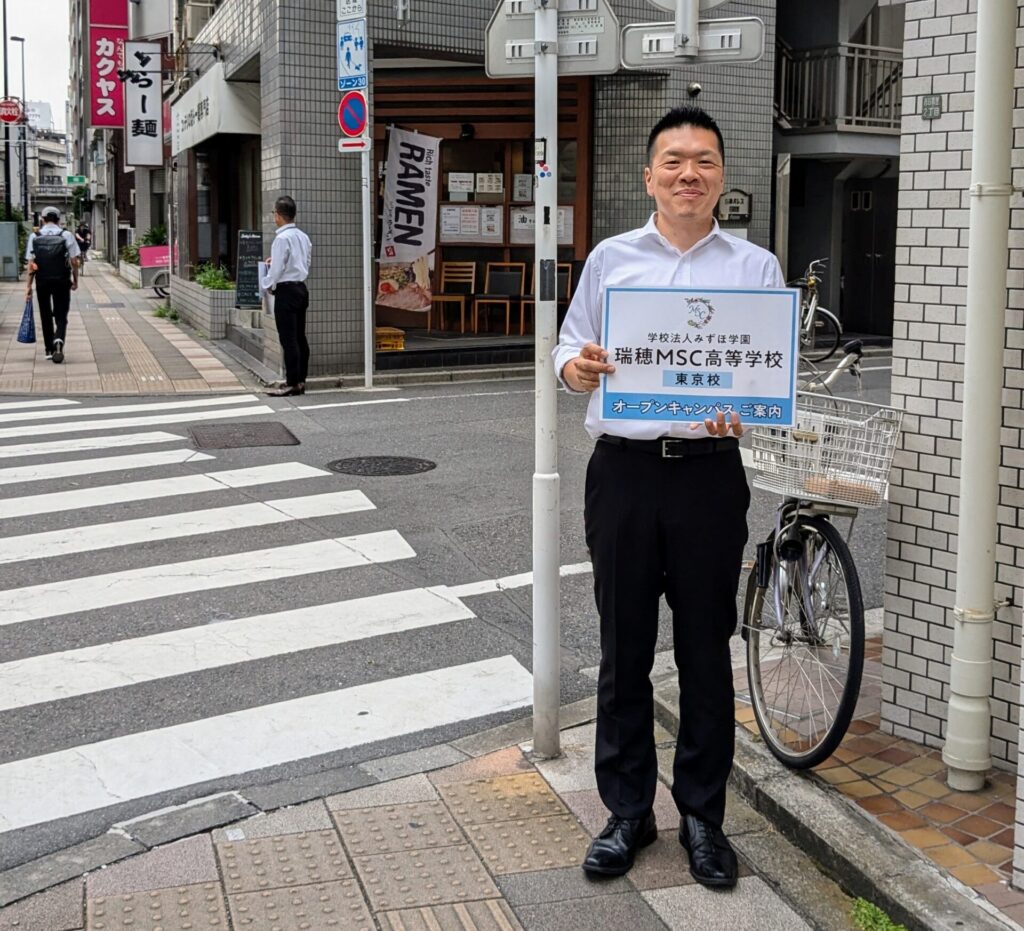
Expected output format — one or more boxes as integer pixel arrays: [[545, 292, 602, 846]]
[[653, 684, 1018, 931]]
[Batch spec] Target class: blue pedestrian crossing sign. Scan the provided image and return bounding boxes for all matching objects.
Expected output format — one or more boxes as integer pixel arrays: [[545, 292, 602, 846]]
[[337, 19, 367, 90]]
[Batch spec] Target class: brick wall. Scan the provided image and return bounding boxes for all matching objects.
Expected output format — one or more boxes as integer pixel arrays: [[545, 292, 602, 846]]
[[882, 0, 1023, 775]]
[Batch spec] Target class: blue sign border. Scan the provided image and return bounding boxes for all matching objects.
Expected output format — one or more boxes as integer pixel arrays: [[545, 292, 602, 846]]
[[600, 286, 800, 426]]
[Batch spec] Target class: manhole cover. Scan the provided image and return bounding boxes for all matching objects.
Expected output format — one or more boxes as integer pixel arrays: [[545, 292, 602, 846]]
[[84, 302, 126, 308], [327, 456, 436, 476], [189, 422, 299, 449]]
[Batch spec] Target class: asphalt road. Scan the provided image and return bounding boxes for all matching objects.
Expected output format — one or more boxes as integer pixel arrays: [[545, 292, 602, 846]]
[[0, 349, 892, 869]]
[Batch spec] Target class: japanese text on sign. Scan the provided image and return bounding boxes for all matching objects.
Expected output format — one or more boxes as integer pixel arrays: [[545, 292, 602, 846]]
[[125, 42, 163, 166], [600, 287, 800, 427]]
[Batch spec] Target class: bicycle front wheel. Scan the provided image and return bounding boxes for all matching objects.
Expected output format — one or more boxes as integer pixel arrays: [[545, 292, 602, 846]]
[[744, 516, 864, 768], [801, 309, 841, 364]]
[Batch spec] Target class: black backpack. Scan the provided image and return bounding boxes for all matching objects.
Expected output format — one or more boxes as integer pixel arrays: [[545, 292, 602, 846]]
[[33, 235, 71, 284]]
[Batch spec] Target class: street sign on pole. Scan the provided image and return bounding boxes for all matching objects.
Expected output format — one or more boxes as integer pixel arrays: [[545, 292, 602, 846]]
[[338, 90, 368, 137], [0, 98, 23, 124], [67, 175, 87, 185], [621, 16, 765, 67], [485, 0, 621, 78], [337, 18, 368, 90]]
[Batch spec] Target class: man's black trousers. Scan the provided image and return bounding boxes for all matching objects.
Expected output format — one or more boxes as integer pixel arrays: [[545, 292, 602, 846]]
[[584, 437, 750, 827], [35, 280, 71, 356], [273, 281, 310, 386]]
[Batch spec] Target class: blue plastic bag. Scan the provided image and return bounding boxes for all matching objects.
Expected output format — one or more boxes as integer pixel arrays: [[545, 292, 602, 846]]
[[16, 296, 35, 344]]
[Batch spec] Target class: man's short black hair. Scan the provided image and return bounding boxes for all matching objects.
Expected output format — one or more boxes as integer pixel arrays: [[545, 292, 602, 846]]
[[647, 106, 725, 165], [275, 196, 297, 222]]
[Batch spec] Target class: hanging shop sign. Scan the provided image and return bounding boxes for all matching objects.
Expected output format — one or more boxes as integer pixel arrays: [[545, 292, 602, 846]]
[[124, 42, 163, 166], [376, 128, 441, 313], [88, 0, 128, 128]]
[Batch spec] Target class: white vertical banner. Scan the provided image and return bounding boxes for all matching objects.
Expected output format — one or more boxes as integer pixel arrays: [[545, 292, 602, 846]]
[[375, 128, 441, 312], [124, 42, 164, 167]]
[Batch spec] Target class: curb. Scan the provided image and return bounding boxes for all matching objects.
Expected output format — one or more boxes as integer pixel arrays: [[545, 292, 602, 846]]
[[653, 685, 1018, 931], [0, 698, 598, 909]]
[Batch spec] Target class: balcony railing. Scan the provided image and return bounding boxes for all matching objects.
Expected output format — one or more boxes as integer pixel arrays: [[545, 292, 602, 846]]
[[775, 40, 903, 134]]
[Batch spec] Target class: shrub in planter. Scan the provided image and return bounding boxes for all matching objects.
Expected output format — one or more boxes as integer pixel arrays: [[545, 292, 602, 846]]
[[139, 225, 168, 246], [120, 242, 140, 265], [194, 262, 234, 290]]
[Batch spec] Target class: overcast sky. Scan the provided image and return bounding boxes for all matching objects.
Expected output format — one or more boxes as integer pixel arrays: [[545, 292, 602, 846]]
[[3, 0, 71, 130]]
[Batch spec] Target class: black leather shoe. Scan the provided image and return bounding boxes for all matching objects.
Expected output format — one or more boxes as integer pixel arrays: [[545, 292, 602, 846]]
[[267, 385, 301, 397], [581, 812, 657, 877], [679, 814, 738, 888]]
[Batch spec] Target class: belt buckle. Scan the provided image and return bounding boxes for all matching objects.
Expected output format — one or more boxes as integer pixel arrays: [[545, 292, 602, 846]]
[[661, 438, 686, 459]]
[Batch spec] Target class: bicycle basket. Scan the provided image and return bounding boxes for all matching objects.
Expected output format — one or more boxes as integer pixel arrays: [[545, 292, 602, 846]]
[[750, 391, 903, 509]]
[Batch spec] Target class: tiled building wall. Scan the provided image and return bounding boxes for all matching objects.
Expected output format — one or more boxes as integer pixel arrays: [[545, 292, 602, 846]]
[[188, 0, 778, 376], [882, 0, 1024, 775]]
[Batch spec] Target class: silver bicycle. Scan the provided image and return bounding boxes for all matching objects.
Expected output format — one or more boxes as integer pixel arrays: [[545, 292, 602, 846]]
[[791, 258, 842, 364], [741, 343, 902, 768]]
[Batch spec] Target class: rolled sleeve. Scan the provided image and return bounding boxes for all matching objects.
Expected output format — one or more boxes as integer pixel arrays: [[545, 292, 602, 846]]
[[64, 231, 81, 261], [260, 234, 288, 292]]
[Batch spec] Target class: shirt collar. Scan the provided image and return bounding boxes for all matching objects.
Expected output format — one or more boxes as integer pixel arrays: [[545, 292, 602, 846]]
[[275, 223, 296, 235], [632, 214, 723, 256]]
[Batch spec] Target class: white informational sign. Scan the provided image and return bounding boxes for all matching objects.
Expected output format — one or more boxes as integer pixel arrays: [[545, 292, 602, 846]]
[[448, 172, 475, 194], [475, 172, 503, 194], [124, 42, 163, 166], [510, 206, 574, 246], [480, 206, 502, 237], [459, 206, 481, 236], [172, 64, 260, 155], [513, 173, 534, 202], [337, 0, 366, 19], [600, 287, 800, 426], [439, 205, 504, 243], [337, 18, 368, 90]]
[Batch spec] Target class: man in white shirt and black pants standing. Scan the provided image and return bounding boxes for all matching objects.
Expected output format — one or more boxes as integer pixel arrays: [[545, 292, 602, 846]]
[[26, 205, 80, 363], [555, 108, 785, 888], [260, 195, 312, 397]]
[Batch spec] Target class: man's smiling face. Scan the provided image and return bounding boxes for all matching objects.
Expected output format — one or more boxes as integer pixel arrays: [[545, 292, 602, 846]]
[[644, 124, 724, 230]]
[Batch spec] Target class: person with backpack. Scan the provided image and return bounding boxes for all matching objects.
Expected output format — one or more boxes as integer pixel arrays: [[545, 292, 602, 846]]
[[26, 206, 80, 363]]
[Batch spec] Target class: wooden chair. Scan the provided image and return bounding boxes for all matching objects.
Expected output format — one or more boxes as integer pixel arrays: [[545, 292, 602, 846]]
[[429, 261, 477, 333], [520, 262, 572, 336], [473, 262, 527, 336]]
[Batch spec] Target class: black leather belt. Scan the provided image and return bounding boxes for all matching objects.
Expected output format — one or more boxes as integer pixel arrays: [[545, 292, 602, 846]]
[[598, 435, 739, 458]]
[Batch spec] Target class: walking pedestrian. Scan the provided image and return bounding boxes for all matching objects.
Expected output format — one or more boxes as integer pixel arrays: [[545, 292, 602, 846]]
[[26, 206, 80, 364], [260, 195, 312, 397], [75, 221, 92, 276], [555, 107, 785, 887]]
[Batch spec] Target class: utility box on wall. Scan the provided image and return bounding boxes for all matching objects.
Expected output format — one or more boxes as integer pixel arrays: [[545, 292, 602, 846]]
[[0, 222, 20, 281]]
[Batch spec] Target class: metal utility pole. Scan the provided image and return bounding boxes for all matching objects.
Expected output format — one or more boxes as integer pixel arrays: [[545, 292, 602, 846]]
[[11, 35, 25, 218], [2, 0, 11, 218], [942, 0, 1016, 792], [531, 0, 560, 760]]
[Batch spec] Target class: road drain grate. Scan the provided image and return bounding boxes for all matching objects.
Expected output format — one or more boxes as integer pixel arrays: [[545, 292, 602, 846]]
[[189, 422, 299, 448], [327, 456, 436, 476]]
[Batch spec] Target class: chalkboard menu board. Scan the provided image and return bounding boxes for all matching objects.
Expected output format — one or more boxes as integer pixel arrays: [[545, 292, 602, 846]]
[[235, 229, 263, 307]]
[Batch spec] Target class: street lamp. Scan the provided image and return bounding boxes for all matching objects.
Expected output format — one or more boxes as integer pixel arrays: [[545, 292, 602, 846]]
[[10, 35, 25, 219], [2, 0, 10, 218]]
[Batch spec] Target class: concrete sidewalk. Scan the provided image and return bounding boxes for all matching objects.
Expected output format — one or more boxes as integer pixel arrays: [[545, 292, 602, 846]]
[[0, 704, 843, 931], [0, 263, 249, 395]]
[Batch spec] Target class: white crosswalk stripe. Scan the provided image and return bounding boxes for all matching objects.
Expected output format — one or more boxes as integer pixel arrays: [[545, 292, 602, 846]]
[[0, 490, 376, 563], [0, 431, 185, 459], [0, 403, 274, 440], [0, 462, 330, 518], [0, 394, 260, 425], [0, 394, 534, 853], [0, 398, 80, 412], [0, 448, 214, 486], [0, 587, 474, 711]]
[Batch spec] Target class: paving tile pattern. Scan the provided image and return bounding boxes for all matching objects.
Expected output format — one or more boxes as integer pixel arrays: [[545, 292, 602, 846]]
[[738, 635, 1024, 921], [86, 884, 229, 930], [227, 880, 374, 930], [378, 900, 524, 931], [465, 815, 591, 875], [333, 802, 465, 855], [0, 265, 247, 395], [216, 831, 351, 894]]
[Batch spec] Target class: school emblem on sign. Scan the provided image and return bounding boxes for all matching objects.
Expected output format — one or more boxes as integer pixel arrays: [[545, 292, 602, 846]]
[[686, 297, 715, 329]]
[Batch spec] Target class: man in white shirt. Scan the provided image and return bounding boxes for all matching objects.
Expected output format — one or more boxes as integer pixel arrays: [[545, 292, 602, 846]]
[[556, 107, 784, 887], [260, 196, 312, 396], [26, 206, 80, 363]]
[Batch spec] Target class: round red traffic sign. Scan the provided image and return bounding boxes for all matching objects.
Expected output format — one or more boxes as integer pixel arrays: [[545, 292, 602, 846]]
[[0, 97, 23, 124], [338, 90, 367, 138]]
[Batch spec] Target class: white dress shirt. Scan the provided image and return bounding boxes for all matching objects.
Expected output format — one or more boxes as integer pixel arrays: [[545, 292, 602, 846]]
[[554, 215, 786, 440], [259, 223, 312, 292], [26, 223, 80, 262]]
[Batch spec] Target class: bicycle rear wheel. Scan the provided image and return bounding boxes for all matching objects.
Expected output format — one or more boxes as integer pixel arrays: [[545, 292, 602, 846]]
[[801, 308, 841, 364], [744, 515, 864, 768]]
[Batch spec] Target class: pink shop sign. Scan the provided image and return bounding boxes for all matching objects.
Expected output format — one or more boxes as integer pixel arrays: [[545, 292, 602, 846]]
[[139, 244, 171, 268]]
